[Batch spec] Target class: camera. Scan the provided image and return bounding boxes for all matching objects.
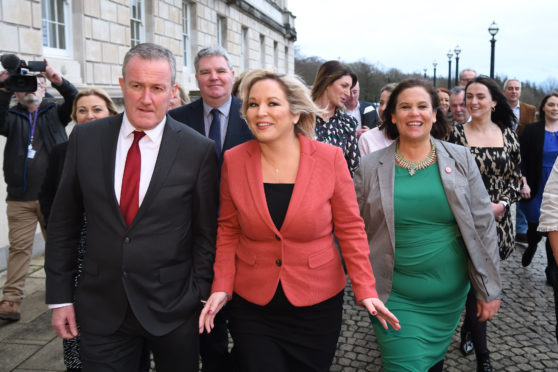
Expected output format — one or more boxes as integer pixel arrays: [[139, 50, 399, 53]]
[[0, 54, 46, 92]]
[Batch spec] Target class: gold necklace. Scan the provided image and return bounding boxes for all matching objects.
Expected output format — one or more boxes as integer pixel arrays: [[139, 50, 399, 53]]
[[395, 139, 437, 176]]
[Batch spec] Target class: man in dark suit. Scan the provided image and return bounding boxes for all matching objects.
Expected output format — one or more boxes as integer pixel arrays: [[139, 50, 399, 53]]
[[170, 46, 252, 170], [45, 43, 218, 371], [345, 81, 380, 138], [169, 46, 252, 372]]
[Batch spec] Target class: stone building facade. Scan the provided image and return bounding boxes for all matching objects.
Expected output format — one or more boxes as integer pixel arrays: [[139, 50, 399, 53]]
[[0, 0, 297, 264]]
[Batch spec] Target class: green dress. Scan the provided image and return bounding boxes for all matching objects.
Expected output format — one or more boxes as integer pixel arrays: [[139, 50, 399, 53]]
[[371, 163, 470, 371]]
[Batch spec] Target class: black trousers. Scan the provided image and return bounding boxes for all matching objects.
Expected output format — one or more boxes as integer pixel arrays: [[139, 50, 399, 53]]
[[463, 287, 489, 359], [80, 306, 199, 372], [200, 306, 230, 372], [229, 285, 343, 372]]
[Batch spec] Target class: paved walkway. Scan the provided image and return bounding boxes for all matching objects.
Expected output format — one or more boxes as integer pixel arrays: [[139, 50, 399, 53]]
[[1, 241, 557, 371]]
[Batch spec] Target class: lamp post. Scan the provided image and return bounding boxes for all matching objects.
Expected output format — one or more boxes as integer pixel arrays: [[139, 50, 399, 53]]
[[447, 50, 453, 89], [433, 61, 438, 87], [454, 45, 461, 86], [488, 21, 499, 79], [423, 68, 427, 78]]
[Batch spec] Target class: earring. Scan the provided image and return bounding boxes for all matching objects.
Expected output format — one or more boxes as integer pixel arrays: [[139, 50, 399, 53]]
[[491, 106, 496, 112]]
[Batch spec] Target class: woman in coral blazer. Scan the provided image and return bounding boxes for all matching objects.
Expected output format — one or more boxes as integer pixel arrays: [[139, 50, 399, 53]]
[[199, 70, 399, 372]]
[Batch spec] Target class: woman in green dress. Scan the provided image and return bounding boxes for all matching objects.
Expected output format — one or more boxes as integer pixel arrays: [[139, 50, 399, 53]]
[[355, 80, 502, 372]]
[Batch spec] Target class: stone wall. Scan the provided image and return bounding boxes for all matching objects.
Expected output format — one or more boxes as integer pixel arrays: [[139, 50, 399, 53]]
[[0, 0, 296, 251]]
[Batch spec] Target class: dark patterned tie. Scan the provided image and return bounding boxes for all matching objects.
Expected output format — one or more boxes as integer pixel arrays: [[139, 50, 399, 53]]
[[209, 108, 222, 157], [120, 130, 146, 226]]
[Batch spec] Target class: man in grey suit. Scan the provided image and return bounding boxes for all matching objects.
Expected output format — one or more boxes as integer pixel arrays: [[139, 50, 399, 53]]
[[169, 46, 252, 372], [45, 43, 218, 371]]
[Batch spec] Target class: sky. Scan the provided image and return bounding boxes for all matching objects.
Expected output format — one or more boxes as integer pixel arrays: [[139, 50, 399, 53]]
[[288, 0, 558, 87]]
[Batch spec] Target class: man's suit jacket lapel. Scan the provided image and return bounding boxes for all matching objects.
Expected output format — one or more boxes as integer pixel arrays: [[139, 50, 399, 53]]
[[189, 99, 205, 135], [222, 97, 244, 152], [103, 113, 127, 229], [377, 143, 396, 251], [131, 116, 181, 229]]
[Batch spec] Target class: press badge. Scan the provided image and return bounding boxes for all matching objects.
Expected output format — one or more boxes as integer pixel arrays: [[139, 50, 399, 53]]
[[27, 145, 36, 159]]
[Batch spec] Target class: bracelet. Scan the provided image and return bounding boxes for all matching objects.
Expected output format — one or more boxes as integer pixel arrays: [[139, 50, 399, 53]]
[[498, 200, 508, 208]]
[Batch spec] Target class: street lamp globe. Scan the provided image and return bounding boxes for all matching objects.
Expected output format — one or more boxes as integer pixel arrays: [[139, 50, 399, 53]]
[[488, 21, 499, 37], [454, 45, 461, 57]]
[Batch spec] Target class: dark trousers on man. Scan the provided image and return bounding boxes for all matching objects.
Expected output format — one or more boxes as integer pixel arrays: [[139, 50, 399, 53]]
[[80, 305, 199, 372]]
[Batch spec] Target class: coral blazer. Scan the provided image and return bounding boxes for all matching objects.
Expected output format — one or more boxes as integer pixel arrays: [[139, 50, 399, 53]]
[[211, 134, 378, 306]]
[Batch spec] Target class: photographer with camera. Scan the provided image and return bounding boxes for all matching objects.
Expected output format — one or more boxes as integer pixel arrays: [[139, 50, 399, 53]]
[[0, 57, 77, 321]]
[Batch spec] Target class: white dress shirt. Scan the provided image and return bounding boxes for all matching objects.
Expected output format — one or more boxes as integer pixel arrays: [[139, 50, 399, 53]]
[[114, 112, 166, 206]]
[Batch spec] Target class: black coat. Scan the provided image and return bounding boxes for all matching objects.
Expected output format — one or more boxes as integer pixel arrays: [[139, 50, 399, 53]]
[[0, 79, 76, 197], [519, 121, 545, 199]]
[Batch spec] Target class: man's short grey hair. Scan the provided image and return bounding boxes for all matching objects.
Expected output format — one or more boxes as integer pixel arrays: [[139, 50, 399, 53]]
[[194, 46, 233, 73], [450, 86, 465, 96], [122, 43, 176, 85], [459, 69, 476, 80], [503, 79, 521, 90]]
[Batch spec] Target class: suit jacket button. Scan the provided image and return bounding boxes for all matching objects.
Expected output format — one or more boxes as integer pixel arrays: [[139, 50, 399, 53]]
[[274, 234, 281, 241], [275, 259, 282, 266], [124, 237, 130, 244], [123, 271, 128, 278]]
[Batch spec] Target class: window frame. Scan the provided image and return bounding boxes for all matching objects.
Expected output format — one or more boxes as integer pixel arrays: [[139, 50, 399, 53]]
[[42, 0, 73, 59]]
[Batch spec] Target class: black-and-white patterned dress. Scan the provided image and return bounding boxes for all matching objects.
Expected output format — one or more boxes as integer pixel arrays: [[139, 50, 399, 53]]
[[448, 124, 522, 259], [315, 108, 360, 176]]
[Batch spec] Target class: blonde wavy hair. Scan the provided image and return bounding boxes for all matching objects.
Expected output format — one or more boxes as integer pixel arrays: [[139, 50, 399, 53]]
[[240, 69, 321, 138], [71, 88, 118, 122]]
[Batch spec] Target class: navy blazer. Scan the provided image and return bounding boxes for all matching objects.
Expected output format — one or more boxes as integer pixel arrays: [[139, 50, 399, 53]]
[[169, 96, 253, 171]]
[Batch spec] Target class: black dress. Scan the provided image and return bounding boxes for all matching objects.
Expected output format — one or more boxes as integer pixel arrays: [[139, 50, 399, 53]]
[[228, 183, 344, 372]]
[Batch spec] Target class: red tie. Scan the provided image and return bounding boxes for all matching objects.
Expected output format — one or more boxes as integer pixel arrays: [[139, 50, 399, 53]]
[[120, 130, 146, 227]]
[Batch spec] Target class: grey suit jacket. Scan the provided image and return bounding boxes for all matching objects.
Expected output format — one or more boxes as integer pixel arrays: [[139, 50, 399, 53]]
[[45, 113, 218, 336], [355, 139, 501, 303]]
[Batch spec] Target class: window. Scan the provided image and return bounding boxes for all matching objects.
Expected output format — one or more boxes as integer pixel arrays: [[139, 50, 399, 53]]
[[240, 27, 248, 71], [130, 0, 144, 47], [41, 0, 72, 58], [273, 41, 278, 69], [182, 1, 191, 69], [259, 34, 265, 68], [217, 16, 226, 47]]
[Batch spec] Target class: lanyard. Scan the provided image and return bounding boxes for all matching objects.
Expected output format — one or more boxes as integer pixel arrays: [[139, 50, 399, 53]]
[[28, 109, 38, 144]]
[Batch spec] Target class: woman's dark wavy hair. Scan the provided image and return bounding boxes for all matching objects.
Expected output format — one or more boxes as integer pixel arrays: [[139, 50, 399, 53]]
[[539, 91, 558, 122], [310, 60, 356, 103], [383, 79, 450, 140], [465, 76, 516, 130]]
